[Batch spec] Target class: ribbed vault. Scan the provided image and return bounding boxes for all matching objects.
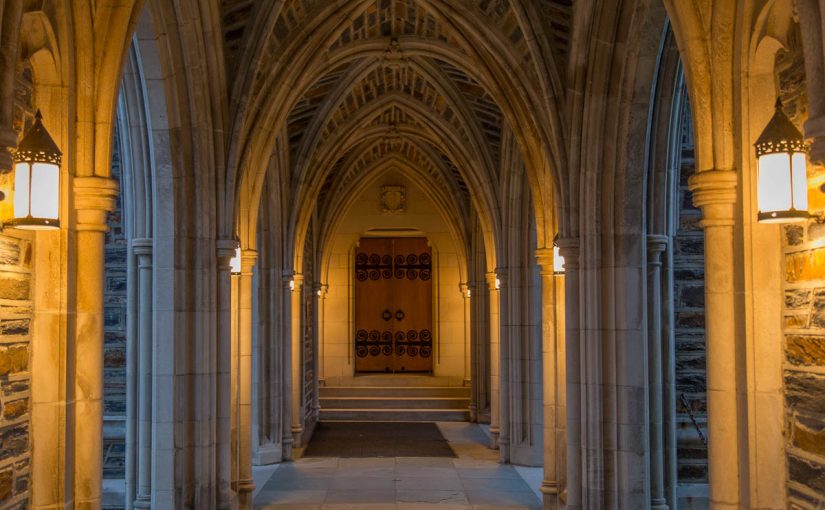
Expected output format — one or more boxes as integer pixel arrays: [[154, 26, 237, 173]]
[[228, 0, 572, 269]]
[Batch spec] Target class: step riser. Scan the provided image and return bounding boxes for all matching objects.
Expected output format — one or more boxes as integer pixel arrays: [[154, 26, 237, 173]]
[[319, 410, 470, 422], [320, 387, 470, 398], [321, 398, 470, 410]]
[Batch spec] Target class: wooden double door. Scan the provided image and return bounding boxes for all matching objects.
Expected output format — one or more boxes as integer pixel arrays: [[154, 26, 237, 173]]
[[354, 237, 433, 373]]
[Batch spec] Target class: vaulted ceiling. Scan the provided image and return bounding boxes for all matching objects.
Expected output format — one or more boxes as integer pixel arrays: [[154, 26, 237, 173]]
[[223, 0, 573, 251]]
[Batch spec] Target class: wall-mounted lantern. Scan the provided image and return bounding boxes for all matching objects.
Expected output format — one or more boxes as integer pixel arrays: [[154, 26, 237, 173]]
[[11, 111, 61, 230], [754, 99, 809, 223], [289, 279, 295, 291], [230, 246, 241, 275]]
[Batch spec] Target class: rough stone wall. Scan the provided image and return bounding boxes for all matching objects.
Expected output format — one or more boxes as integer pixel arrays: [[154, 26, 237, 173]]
[[103, 127, 127, 481], [0, 234, 32, 510], [0, 65, 37, 510], [783, 222, 825, 507], [672, 97, 709, 496]]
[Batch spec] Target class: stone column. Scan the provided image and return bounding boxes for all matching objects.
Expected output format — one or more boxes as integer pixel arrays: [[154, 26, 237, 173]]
[[688, 170, 741, 509], [312, 283, 325, 416], [498, 269, 510, 463], [461, 283, 472, 385], [467, 281, 479, 422], [486, 272, 501, 449], [535, 248, 564, 509], [281, 272, 294, 459], [317, 284, 327, 387], [237, 250, 257, 508], [73, 177, 118, 509], [557, 238, 580, 509], [290, 273, 305, 449], [0, 0, 22, 172], [797, 0, 825, 163], [216, 240, 238, 509], [647, 235, 669, 510], [132, 238, 153, 509]]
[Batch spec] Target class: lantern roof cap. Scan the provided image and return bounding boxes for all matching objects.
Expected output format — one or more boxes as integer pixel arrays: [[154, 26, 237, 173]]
[[755, 99, 807, 155], [14, 110, 62, 165]]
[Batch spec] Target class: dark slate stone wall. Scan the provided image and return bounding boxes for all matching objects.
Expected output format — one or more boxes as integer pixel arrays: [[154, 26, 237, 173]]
[[672, 98, 709, 503], [103, 127, 127, 482], [0, 235, 32, 510], [783, 222, 825, 507]]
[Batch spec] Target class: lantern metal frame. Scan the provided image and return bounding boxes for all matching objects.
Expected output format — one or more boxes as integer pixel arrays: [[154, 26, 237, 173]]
[[6, 110, 62, 230], [754, 99, 811, 223]]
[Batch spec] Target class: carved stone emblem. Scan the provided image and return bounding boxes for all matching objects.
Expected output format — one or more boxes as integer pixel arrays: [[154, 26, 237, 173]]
[[381, 185, 406, 213]]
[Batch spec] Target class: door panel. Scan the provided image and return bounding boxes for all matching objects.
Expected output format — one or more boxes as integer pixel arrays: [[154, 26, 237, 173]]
[[354, 237, 433, 373]]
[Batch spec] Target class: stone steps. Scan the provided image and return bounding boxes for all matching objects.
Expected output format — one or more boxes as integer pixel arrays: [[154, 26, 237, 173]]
[[319, 384, 471, 422]]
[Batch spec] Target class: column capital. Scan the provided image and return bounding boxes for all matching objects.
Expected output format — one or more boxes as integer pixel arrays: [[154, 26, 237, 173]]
[[240, 249, 258, 274], [73, 177, 119, 232], [215, 238, 237, 261], [688, 169, 737, 227], [485, 271, 501, 291], [646, 235, 668, 253], [459, 282, 471, 299], [291, 273, 305, 291], [556, 237, 579, 270], [534, 247, 555, 275]]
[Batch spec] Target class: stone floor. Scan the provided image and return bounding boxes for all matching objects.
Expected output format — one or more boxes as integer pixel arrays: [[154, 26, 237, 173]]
[[252, 422, 543, 509]]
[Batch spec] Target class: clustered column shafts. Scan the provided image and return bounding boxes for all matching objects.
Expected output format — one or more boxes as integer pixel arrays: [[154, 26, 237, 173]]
[[557, 238, 580, 510], [73, 177, 119, 510], [647, 235, 669, 510], [535, 247, 565, 510], [290, 273, 305, 451], [688, 170, 741, 510], [461, 283, 472, 386], [216, 240, 238, 509], [132, 239, 153, 509], [237, 250, 258, 508], [486, 271, 501, 449]]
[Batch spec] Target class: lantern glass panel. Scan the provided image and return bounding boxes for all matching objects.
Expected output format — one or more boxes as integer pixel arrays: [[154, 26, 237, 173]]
[[792, 152, 808, 211], [553, 245, 565, 274], [13, 162, 30, 218], [758, 152, 793, 215], [30, 162, 59, 220]]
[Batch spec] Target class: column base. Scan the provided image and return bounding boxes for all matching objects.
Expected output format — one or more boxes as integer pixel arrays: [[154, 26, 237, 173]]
[[489, 427, 500, 449], [253, 443, 283, 465], [469, 403, 478, 422], [291, 426, 304, 450], [650, 499, 668, 510], [133, 497, 151, 509]]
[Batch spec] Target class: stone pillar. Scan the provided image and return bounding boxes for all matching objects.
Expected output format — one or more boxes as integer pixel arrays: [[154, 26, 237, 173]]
[[281, 272, 294, 460], [486, 272, 501, 449], [467, 281, 479, 422], [535, 248, 565, 509], [317, 284, 327, 387], [0, 0, 22, 172], [73, 177, 118, 509], [557, 238, 580, 509], [132, 239, 153, 509], [797, 0, 825, 163], [688, 170, 741, 509], [461, 283, 472, 386], [237, 250, 257, 508], [290, 273, 305, 450], [216, 240, 238, 509], [312, 283, 325, 416], [497, 269, 511, 463], [647, 235, 669, 510]]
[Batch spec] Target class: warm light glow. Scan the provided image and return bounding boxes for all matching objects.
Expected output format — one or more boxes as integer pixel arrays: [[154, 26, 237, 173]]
[[467, 288, 471, 298], [317, 289, 322, 297], [554, 245, 565, 274], [12, 161, 60, 229], [229, 247, 241, 274], [757, 152, 808, 223], [289, 279, 295, 291], [495, 277, 501, 289]]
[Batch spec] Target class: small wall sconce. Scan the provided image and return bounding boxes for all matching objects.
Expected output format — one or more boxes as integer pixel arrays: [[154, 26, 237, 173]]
[[289, 279, 295, 291], [553, 245, 565, 275]]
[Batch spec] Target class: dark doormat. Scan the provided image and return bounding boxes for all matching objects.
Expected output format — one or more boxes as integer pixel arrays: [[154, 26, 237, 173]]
[[303, 422, 456, 458]]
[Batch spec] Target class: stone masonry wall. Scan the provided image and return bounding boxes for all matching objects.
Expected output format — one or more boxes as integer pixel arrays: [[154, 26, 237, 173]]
[[672, 96, 709, 499], [0, 234, 32, 510], [783, 222, 825, 507], [103, 127, 127, 483]]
